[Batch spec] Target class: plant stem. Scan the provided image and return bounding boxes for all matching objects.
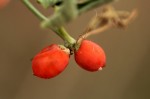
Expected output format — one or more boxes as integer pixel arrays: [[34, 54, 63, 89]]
[[22, 0, 47, 21], [22, 0, 76, 47], [56, 27, 76, 47]]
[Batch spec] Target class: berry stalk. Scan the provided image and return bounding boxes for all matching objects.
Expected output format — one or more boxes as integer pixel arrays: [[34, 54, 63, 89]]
[[22, 0, 47, 21], [22, 0, 76, 47], [56, 27, 76, 48]]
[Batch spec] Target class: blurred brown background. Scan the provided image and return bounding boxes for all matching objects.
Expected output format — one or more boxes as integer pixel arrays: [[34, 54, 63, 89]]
[[0, 0, 149, 99]]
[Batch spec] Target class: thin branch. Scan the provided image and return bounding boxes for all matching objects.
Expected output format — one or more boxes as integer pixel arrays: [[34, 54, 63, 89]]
[[77, 6, 137, 43], [77, 23, 113, 43], [22, 0, 47, 21]]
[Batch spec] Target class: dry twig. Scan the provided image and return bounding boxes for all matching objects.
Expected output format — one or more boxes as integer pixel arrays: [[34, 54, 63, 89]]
[[77, 5, 137, 43]]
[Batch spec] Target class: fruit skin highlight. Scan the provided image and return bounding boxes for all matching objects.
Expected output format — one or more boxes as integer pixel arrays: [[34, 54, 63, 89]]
[[74, 40, 106, 72], [32, 44, 70, 79]]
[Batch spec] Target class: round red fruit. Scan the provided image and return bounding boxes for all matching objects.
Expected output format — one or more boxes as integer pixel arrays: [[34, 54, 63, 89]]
[[32, 44, 70, 79], [74, 40, 106, 72]]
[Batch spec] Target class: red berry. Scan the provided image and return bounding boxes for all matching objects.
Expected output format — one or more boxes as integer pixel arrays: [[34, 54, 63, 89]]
[[32, 44, 70, 79], [74, 40, 106, 72]]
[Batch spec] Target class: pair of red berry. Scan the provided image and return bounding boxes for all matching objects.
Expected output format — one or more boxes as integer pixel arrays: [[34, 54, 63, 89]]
[[32, 40, 106, 79]]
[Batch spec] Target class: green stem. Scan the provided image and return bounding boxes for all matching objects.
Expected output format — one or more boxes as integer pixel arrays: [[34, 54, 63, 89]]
[[22, 0, 76, 47], [22, 0, 47, 21], [22, 0, 115, 47], [56, 27, 76, 47]]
